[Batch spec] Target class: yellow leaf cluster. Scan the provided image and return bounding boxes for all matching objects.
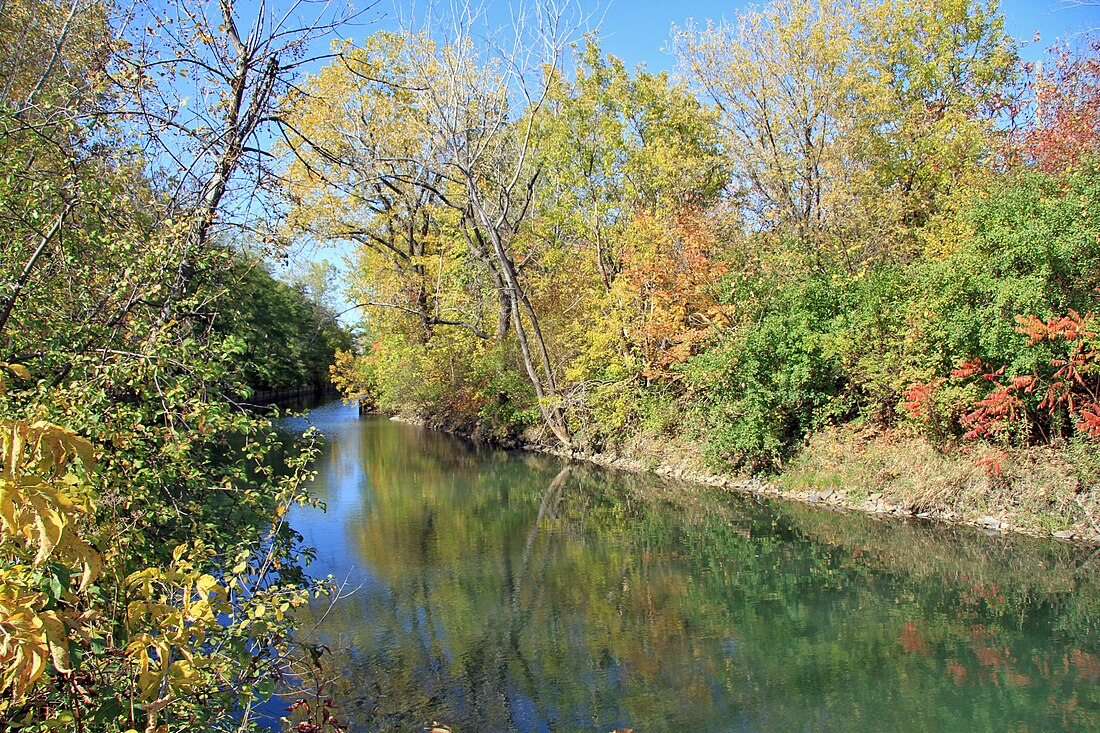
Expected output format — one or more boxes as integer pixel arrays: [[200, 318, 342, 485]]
[[0, 419, 102, 703], [0, 583, 75, 698], [124, 552, 229, 701]]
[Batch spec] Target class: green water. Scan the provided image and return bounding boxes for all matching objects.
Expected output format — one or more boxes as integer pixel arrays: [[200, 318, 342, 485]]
[[285, 401, 1100, 732]]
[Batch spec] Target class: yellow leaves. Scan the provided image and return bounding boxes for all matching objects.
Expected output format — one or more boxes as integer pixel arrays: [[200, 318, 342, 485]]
[[167, 658, 199, 690], [0, 419, 101, 577], [31, 496, 63, 565], [1, 419, 94, 480], [0, 590, 51, 699], [124, 553, 232, 701], [40, 610, 72, 673], [0, 362, 30, 395], [0, 578, 85, 699], [0, 475, 100, 579], [0, 418, 105, 702], [127, 633, 168, 700]]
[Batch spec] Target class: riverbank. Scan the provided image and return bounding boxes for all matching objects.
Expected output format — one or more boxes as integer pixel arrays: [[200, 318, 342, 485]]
[[386, 410, 1100, 546]]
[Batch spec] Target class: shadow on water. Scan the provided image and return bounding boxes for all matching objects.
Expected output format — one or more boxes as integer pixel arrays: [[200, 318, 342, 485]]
[[279, 401, 1100, 732]]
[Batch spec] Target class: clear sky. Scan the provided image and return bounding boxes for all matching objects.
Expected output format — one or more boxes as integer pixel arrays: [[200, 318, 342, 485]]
[[354, 0, 1099, 73], [592, 0, 1098, 70], [285, 0, 1099, 294]]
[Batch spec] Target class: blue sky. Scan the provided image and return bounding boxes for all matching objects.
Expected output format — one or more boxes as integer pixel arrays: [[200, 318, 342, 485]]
[[345, 0, 1098, 72], [282, 0, 1099, 290], [593, 0, 1098, 70]]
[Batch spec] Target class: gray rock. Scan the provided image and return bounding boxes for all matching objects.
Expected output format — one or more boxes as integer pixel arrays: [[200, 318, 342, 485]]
[[977, 515, 1004, 529], [1053, 530, 1076, 541]]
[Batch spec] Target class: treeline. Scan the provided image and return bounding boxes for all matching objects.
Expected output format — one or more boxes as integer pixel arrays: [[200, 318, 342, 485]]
[[219, 258, 352, 395], [290, 0, 1100, 469], [0, 0, 352, 730]]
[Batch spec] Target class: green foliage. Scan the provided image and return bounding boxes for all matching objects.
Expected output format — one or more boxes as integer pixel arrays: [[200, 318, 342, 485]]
[[899, 164, 1100, 443], [919, 167, 1100, 367], [684, 277, 852, 468], [215, 256, 352, 393], [674, 161, 1100, 465], [0, 0, 344, 728]]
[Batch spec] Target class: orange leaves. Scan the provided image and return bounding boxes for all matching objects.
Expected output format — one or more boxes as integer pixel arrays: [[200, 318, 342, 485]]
[[1014, 309, 1095, 345], [620, 208, 730, 380], [902, 379, 942, 423]]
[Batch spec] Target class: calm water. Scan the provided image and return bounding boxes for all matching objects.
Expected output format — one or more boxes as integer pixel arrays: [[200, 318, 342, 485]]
[[283, 401, 1100, 732]]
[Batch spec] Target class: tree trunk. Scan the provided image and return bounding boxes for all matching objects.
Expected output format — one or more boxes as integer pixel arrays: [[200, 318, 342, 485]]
[[468, 188, 571, 447]]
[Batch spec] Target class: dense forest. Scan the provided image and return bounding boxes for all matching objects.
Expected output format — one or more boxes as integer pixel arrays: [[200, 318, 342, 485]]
[[2, 0, 1099, 728], [297, 1, 1100, 483]]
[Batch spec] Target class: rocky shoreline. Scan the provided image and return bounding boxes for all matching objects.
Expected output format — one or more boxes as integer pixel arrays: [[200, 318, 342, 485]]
[[386, 413, 1100, 546]]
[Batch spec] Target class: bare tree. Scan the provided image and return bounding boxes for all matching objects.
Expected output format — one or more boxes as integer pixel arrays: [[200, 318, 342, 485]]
[[284, 1, 588, 446], [0, 0, 365, 362], [106, 0, 369, 336]]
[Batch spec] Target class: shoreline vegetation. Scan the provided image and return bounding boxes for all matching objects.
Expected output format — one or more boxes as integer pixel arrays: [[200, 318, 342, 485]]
[[0, 0, 355, 729], [306, 2, 1100, 554], [387, 410, 1100, 546]]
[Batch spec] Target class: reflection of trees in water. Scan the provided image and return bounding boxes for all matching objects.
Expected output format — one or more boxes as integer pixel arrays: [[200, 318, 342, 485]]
[[300, 417, 1100, 732]]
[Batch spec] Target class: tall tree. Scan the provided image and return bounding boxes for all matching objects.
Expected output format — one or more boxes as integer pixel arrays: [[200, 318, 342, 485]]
[[674, 0, 1017, 270], [674, 0, 858, 263], [284, 6, 585, 446], [1018, 37, 1100, 173]]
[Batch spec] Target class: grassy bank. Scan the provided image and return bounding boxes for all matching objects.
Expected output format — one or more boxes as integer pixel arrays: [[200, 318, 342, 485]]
[[510, 419, 1100, 545]]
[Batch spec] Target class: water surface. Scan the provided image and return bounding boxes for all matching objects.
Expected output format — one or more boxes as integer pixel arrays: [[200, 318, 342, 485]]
[[286, 401, 1100, 732]]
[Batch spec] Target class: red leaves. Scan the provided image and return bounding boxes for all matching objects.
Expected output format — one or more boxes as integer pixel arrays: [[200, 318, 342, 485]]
[[1010, 374, 1036, 392], [1015, 39, 1100, 174], [961, 387, 1024, 440], [1076, 403, 1100, 438], [975, 450, 1008, 477], [902, 379, 942, 423], [950, 357, 986, 379], [919, 309, 1100, 446], [899, 620, 930, 655]]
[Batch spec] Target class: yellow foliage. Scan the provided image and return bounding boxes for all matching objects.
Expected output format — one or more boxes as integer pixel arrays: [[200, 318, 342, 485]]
[[0, 419, 102, 702], [124, 549, 230, 701]]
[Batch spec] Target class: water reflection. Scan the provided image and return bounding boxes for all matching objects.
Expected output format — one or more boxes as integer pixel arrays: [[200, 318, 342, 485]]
[[286, 402, 1100, 732]]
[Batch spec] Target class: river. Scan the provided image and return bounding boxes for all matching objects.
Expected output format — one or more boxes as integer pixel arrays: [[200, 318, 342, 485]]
[[279, 400, 1100, 732]]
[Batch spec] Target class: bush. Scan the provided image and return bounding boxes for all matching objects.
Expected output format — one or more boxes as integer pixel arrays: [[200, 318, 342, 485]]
[[683, 276, 853, 469]]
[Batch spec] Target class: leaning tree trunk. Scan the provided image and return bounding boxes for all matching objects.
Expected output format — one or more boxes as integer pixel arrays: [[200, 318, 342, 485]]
[[468, 190, 572, 448]]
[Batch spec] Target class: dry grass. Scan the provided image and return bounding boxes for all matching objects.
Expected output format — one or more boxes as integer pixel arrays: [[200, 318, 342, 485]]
[[782, 425, 1100, 537]]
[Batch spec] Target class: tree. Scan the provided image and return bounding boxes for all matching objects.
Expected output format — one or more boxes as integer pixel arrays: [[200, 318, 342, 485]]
[[531, 42, 730, 416], [0, 0, 355, 727], [535, 40, 726, 293], [1018, 36, 1100, 173], [673, 0, 1017, 270], [674, 0, 859, 263], [284, 5, 586, 446]]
